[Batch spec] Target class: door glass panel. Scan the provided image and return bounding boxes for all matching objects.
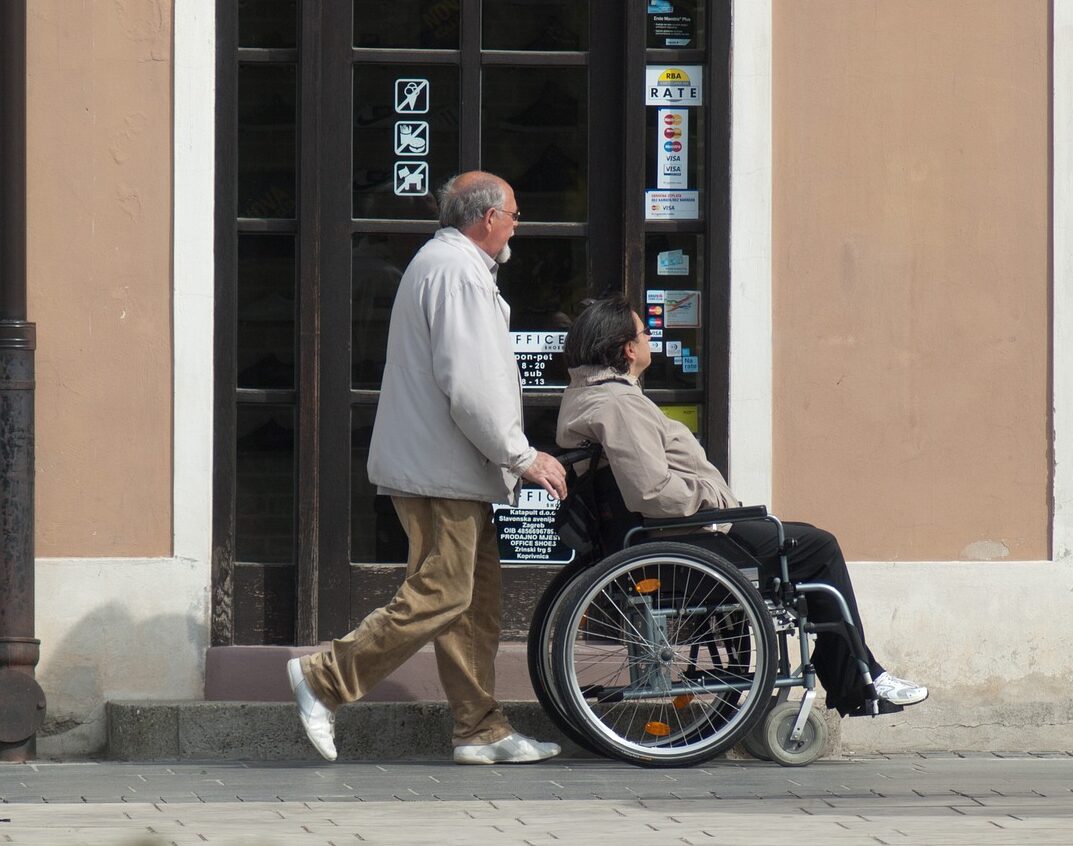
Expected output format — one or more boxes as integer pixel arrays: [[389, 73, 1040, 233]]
[[238, 64, 297, 218], [238, 234, 296, 389], [482, 67, 587, 222], [498, 237, 588, 390], [353, 64, 460, 220], [353, 0, 460, 49], [352, 233, 428, 388], [643, 233, 704, 390], [351, 406, 408, 563], [523, 406, 560, 454], [239, 0, 297, 48], [236, 405, 295, 563], [646, 0, 705, 49], [482, 1, 589, 51]]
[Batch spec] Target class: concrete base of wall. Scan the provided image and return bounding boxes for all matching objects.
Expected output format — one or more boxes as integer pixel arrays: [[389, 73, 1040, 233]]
[[105, 700, 842, 763]]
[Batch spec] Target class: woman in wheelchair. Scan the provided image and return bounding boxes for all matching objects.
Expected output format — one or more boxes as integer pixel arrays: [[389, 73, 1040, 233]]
[[555, 295, 927, 718]]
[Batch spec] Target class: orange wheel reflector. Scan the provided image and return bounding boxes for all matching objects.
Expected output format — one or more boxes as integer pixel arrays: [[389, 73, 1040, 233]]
[[672, 695, 695, 709], [644, 721, 672, 736], [634, 578, 661, 594]]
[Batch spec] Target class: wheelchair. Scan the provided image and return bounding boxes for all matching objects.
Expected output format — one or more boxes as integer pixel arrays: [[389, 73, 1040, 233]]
[[527, 444, 893, 768]]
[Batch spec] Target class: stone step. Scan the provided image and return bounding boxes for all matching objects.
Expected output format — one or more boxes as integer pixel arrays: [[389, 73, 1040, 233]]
[[107, 699, 840, 763], [107, 700, 593, 761]]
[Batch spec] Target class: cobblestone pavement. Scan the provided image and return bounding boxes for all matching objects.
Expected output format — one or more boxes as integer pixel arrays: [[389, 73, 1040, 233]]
[[2, 754, 1072, 845]]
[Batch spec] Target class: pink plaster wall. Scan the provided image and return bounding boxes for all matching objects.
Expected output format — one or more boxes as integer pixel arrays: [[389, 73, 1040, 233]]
[[26, 0, 173, 556], [772, 0, 1050, 560]]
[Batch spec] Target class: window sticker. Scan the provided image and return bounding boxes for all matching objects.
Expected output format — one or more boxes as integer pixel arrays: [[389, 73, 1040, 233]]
[[394, 121, 429, 155], [665, 340, 683, 357], [657, 249, 690, 276], [645, 190, 699, 220], [394, 79, 430, 113], [645, 65, 703, 107], [660, 404, 700, 434], [664, 290, 701, 328], [647, 289, 666, 304], [493, 488, 575, 564], [656, 109, 688, 189], [512, 331, 567, 390], [394, 162, 429, 195]]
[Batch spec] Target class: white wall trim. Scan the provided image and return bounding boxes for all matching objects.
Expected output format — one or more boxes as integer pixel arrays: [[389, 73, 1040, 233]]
[[728, 0, 773, 507], [1054, 1, 1073, 562], [173, 1, 215, 566]]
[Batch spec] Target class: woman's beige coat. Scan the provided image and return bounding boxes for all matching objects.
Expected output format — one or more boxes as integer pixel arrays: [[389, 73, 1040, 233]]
[[555, 365, 738, 518]]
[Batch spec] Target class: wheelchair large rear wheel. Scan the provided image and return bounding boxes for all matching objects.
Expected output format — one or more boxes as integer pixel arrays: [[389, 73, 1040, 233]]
[[526, 559, 602, 754], [550, 542, 777, 767]]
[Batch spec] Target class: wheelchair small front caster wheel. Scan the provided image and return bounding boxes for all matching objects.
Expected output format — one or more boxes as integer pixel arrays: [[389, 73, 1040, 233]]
[[762, 700, 829, 767]]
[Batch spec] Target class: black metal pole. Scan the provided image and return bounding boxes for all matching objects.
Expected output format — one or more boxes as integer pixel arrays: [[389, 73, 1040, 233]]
[[0, 0, 45, 762]]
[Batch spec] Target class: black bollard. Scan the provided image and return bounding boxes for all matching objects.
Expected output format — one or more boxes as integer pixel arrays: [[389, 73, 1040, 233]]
[[0, 0, 45, 762]]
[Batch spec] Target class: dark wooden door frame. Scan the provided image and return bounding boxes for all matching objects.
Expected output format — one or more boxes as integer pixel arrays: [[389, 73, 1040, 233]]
[[213, 0, 733, 647]]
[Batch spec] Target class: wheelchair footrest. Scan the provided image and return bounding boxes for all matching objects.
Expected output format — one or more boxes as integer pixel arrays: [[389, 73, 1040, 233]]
[[845, 698, 904, 718]]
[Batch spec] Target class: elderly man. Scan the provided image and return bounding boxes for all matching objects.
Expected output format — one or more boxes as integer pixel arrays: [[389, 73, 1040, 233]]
[[286, 172, 567, 764]]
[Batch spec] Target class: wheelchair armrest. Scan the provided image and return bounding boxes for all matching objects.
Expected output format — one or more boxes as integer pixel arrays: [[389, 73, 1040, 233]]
[[641, 505, 769, 532], [552, 447, 600, 469]]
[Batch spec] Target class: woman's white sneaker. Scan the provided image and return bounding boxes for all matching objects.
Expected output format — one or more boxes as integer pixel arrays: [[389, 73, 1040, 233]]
[[874, 671, 929, 706]]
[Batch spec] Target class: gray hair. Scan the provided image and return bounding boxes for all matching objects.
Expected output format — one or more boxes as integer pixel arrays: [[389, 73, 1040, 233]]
[[437, 174, 506, 229]]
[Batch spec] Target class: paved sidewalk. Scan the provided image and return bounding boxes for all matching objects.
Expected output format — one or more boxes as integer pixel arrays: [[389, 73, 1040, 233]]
[[2, 754, 1072, 845]]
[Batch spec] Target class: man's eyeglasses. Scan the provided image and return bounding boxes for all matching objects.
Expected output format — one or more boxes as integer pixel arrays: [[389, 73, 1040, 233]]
[[492, 207, 522, 222], [636, 327, 653, 339]]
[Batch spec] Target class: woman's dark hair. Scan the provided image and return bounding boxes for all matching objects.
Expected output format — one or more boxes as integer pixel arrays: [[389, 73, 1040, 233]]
[[562, 294, 638, 373]]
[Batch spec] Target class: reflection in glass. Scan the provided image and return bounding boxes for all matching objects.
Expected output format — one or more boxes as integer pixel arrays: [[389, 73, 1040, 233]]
[[352, 406, 408, 564], [354, 0, 459, 49], [483, 1, 588, 50], [523, 406, 560, 455], [239, 0, 297, 48], [353, 65, 459, 220], [238, 64, 297, 218], [497, 238, 588, 390], [238, 235, 296, 389], [645, 0, 705, 49], [643, 233, 704, 391], [236, 405, 295, 563], [483, 67, 587, 222], [352, 233, 427, 388]]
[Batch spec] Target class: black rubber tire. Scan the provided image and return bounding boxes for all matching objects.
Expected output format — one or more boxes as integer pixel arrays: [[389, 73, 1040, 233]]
[[762, 700, 829, 767], [526, 559, 602, 754], [550, 542, 777, 768]]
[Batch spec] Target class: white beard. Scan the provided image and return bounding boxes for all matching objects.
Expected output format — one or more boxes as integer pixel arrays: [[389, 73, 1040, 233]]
[[494, 243, 512, 264]]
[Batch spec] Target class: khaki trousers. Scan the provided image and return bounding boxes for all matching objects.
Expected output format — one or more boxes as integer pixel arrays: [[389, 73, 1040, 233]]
[[301, 496, 513, 747]]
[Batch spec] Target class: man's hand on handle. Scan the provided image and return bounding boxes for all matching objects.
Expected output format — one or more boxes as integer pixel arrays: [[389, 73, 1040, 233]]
[[521, 451, 568, 500]]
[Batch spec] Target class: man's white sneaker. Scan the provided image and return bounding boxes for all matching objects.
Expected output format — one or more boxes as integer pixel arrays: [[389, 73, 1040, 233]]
[[453, 732, 561, 765], [286, 658, 337, 761], [874, 671, 929, 706]]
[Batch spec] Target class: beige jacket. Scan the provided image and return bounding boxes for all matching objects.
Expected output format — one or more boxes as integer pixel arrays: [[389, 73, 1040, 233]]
[[368, 228, 535, 504], [555, 366, 738, 519]]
